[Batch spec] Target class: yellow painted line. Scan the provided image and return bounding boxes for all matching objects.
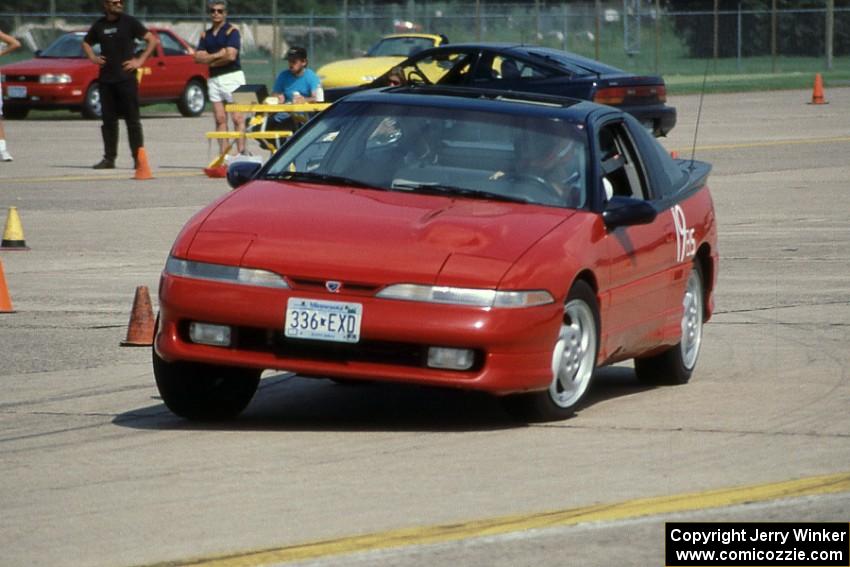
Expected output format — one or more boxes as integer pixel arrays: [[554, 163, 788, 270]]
[[3, 171, 205, 184], [671, 135, 850, 154], [144, 471, 850, 567]]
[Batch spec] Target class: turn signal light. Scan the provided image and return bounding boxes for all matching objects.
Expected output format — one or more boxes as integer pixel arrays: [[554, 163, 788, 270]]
[[189, 322, 232, 347], [427, 347, 475, 370]]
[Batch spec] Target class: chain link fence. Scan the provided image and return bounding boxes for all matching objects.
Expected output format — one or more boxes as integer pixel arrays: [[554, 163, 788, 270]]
[[2, 1, 848, 86]]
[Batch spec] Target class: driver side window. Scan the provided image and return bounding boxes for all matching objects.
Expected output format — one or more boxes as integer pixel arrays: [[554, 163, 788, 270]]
[[597, 122, 648, 201], [404, 51, 473, 84], [158, 31, 188, 56]]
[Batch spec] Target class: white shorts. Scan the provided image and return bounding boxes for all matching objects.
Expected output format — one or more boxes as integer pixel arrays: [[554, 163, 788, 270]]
[[207, 70, 246, 103]]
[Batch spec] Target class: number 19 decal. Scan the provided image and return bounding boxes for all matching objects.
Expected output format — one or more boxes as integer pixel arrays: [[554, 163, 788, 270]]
[[672, 205, 696, 263]]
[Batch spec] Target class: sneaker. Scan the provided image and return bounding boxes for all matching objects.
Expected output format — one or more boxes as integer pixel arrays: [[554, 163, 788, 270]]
[[0, 149, 12, 162], [93, 158, 115, 169]]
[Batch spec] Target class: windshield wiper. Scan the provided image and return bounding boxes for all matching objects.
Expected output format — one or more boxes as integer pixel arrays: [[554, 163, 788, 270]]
[[391, 181, 530, 204], [265, 171, 382, 190]]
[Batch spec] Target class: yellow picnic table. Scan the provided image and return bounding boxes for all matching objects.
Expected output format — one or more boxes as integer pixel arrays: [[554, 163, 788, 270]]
[[204, 102, 332, 168]]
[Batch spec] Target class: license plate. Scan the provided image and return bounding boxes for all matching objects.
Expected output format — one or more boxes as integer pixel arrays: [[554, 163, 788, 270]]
[[285, 298, 362, 343], [7, 86, 27, 98]]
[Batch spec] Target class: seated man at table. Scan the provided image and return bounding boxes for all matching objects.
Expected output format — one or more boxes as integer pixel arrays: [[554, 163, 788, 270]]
[[266, 46, 323, 142]]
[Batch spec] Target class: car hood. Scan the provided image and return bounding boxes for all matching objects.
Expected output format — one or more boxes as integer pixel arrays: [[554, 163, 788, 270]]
[[0, 57, 92, 74], [188, 181, 572, 288], [317, 56, 404, 88]]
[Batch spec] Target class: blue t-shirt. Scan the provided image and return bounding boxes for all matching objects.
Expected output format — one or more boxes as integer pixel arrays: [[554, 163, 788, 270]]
[[272, 68, 320, 102], [197, 22, 241, 77]]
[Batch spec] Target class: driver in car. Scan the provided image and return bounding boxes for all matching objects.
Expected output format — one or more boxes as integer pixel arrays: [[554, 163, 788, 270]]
[[491, 123, 586, 207]]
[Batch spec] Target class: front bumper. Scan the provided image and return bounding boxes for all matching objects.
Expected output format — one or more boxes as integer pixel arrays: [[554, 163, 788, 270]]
[[2, 83, 86, 108], [155, 274, 563, 395]]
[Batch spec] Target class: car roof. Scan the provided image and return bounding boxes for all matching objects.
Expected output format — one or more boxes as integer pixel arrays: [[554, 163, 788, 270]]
[[413, 42, 627, 75], [341, 85, 612, 121], [379, 33, 445, 41]]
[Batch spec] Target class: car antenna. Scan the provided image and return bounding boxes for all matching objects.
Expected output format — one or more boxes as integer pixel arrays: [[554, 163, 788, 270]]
[[689, 58, 711, 171]]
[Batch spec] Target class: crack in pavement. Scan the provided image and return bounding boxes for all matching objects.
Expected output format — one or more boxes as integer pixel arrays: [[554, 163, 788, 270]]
[[532, 423, 850, 439]]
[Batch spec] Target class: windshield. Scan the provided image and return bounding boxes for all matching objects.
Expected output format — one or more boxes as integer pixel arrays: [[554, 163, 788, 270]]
[[40, 34, 89, 58], [367, 37, 435, 57], [264, 100, 589, 209]]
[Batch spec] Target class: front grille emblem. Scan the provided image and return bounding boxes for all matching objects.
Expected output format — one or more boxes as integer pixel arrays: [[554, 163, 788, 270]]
[[326, 280, 342, 293]]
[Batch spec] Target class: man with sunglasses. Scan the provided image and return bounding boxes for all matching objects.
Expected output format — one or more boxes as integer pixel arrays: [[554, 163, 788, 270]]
[[83, 0, 158, 169], [195, 0, 246, 156]]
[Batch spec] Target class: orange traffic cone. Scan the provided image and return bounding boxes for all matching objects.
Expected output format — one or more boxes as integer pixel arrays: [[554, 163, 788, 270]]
[[0, 259, 14, 313], [134, 147, 153, 180], [809, 73, 827, 105], [1, 206, 29, 250], [203, 164, 228, 178], [121, 285, 155, 346]]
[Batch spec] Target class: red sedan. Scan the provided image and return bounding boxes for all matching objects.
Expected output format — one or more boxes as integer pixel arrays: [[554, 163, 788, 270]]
[[0, 28, 208, 119], [154, 87, 718, 422]]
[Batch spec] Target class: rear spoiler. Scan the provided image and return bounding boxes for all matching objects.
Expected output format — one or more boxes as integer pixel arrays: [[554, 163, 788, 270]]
[[679, 160, 712, 193]]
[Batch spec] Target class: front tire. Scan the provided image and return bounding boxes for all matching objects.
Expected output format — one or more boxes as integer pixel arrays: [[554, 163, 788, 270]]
[[502, 281, 599, 422], [634, 261, 704, 385], [3, 106, 29, 119], [177, 79, 206, 117], [153, 349, 261, 420], [81, 82, 101, 119]]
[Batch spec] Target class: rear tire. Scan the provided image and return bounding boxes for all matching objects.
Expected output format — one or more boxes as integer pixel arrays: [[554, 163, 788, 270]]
[[153, 349, 261, 420], [502, 280, 599, 422], [634, 261, 704, 385], [3, 106, 29, 119], [81, 82, 101, 119], [177, 79, 206, 117]]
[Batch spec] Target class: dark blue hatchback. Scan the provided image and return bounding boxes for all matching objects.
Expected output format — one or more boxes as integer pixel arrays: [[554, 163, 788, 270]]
[[324, 43, 676, 137]]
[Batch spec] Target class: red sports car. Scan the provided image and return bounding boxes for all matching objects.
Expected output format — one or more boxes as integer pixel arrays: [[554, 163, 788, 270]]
[[154, 86, 718, 422], [0, 28, 208, 119]]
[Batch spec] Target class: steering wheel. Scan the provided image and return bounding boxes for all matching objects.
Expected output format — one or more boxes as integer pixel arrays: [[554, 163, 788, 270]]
[[406, 65, 431, 85], [505, 173, 563, 205]]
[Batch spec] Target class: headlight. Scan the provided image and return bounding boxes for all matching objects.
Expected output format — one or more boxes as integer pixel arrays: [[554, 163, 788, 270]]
[[376, 284, 554, 308], [39, 73, 72, 84], [164, 257, 289, 288]]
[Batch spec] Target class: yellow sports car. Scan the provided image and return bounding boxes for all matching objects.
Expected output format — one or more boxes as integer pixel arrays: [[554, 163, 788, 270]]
[[317, 33, 448, 88]]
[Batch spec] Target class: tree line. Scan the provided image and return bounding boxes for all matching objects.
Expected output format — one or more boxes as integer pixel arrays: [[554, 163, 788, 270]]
[[666, 0, 850, 57]]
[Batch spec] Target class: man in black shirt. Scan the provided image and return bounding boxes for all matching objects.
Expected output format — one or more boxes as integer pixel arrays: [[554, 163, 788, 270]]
[[83, 0, 158, 169]]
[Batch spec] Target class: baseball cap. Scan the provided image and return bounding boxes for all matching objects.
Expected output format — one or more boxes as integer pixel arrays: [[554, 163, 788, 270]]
[[286, 46, 307, 60]]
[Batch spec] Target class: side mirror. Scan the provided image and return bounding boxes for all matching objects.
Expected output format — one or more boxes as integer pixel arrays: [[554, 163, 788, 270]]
[[603, 196, 657, 229], [226, 161, 262, 189]]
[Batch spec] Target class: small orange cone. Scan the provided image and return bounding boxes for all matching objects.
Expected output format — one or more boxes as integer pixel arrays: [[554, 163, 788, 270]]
[[203, 165, 228, 178], [134, 147, 153, 180], [809, 73, 827, 105], [1, 206, 29, 250], [0, 259, 14, 313], [121, 285, 155, 346]]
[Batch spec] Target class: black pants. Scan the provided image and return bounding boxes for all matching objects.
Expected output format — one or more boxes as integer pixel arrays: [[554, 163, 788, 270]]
[[99, 79, 143, 161]]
